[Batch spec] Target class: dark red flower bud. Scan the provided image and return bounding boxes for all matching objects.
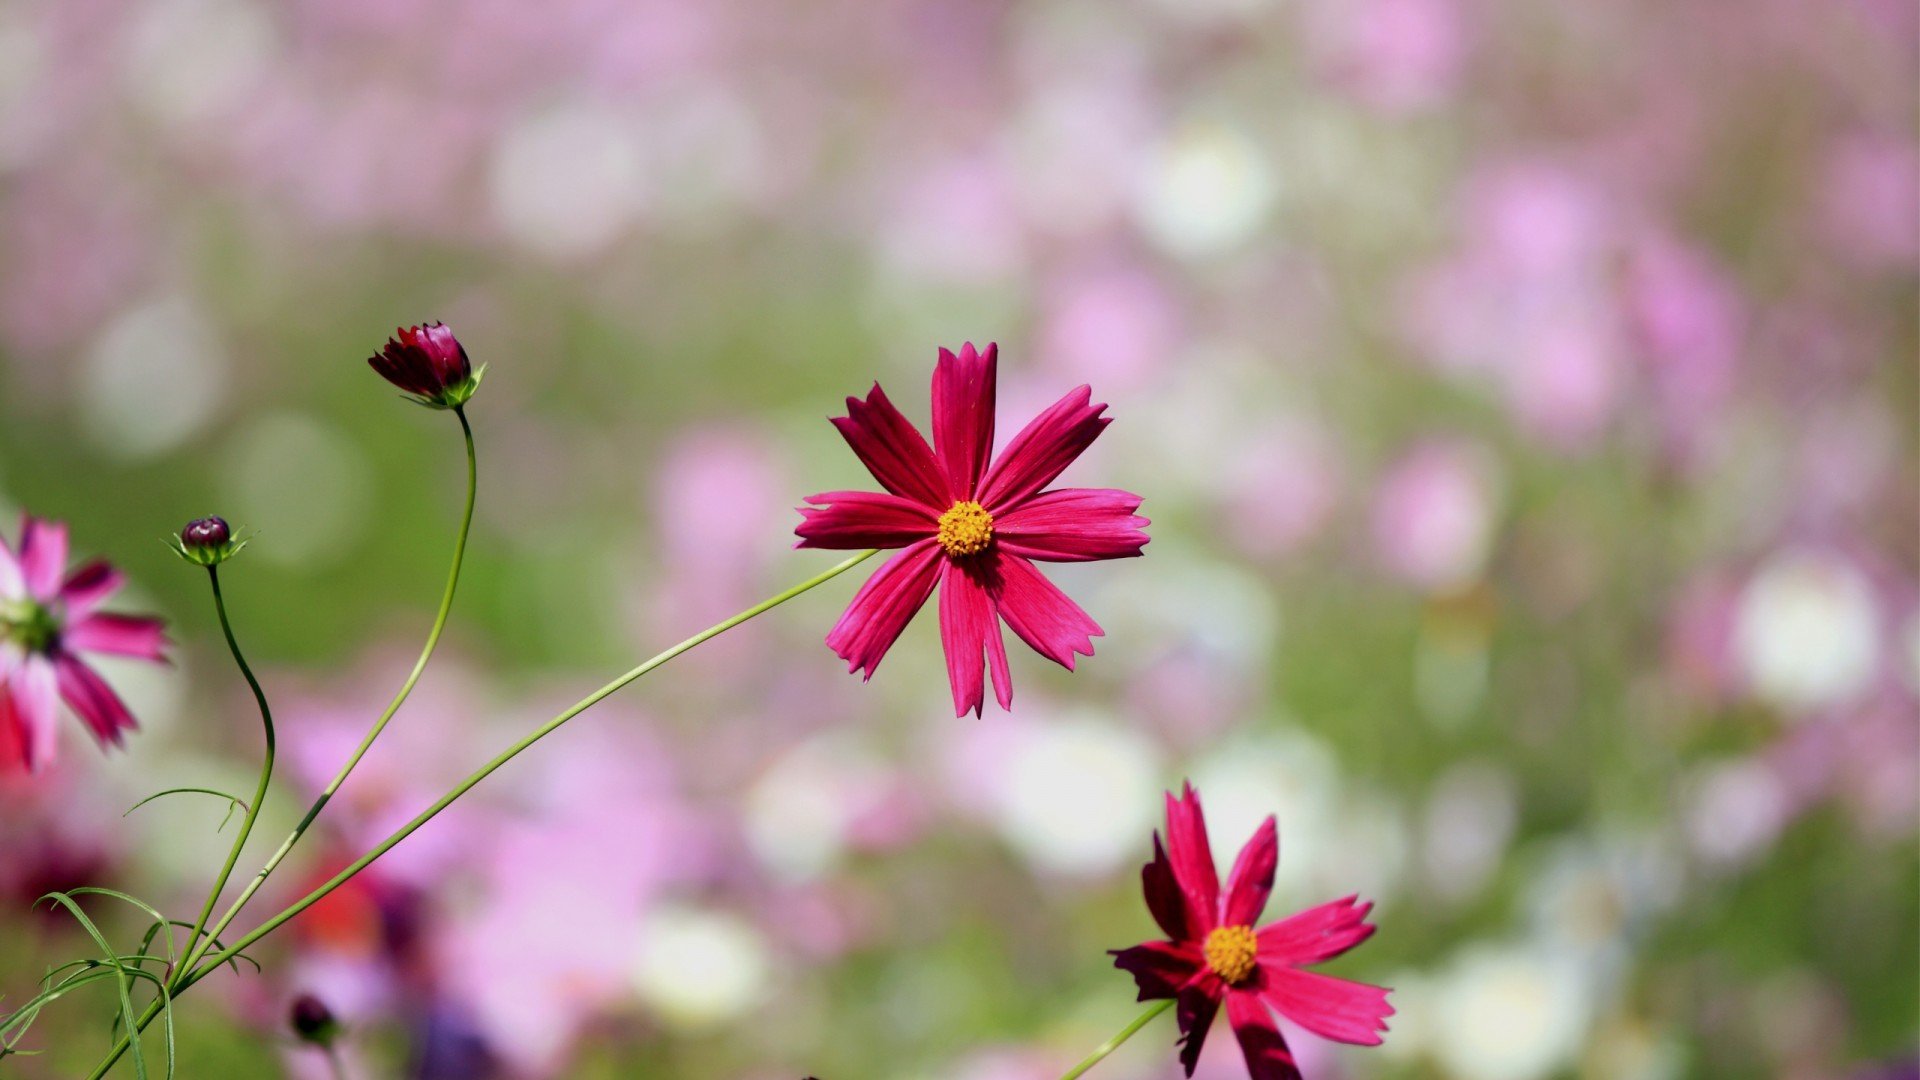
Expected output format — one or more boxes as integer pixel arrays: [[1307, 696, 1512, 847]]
[[170, 516, 248, 566], [367, 322, 483, 410], [289, 992, 340, 1045], [181, 517, 230, 550]]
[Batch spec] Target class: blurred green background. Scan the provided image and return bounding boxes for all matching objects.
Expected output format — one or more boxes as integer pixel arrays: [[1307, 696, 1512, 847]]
[[0, 0, 1914, 1076]]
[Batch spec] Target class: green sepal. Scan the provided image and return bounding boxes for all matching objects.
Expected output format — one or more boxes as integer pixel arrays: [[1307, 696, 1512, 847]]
[[165, 527, 252, 567]]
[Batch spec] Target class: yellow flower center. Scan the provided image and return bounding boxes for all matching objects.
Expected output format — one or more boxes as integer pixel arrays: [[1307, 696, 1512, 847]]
[[1203, 925, 1259, 985], [936, 500, 994, 558]]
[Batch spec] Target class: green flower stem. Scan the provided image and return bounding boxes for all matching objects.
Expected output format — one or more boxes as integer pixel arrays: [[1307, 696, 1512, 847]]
[[85, 547, 879, 1078], [1058, 999, 1174, 1080], [175, 564, 273, 989], [175, 407, 477, 984]]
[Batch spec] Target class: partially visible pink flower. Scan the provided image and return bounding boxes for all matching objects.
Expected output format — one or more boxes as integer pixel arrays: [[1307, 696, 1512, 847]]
[[1111, 783, 1393, 1079], [797, 343, 1149, 716], [0, 515, 168, 771]]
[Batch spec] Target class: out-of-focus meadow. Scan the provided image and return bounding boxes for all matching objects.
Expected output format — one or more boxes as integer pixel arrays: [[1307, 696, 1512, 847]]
[[0, 0, 1915, 1076]]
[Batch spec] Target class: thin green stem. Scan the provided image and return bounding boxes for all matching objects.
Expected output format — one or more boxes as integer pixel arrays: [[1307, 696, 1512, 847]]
[[176, 564, 273, 987], [324, 1045, 348, 1080], [177, 408, 477, 983], [1058, 999, 1174, 1080], [85, 548, 879, 1078]]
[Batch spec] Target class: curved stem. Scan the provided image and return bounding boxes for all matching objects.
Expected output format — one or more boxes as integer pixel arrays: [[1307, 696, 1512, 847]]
[[1058, 999, 1173, 1080], [176, 564, 274, 985], [178, 408, 477, 982], [86, 548, 878, 1078]]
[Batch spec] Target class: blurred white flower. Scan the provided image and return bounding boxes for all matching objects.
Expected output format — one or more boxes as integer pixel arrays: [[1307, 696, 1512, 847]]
[[632, 906, 771, 1030], [1432, 942, 1593, 1080], [490, 101, 646, 258], [1420, 760, 1518, 904], [746, 731, 893, 882], [1733, 548, 1881, 714], [1134, 119, 1277, 258], [991, 712, 1159, 876], [81, 295, 229, 459]]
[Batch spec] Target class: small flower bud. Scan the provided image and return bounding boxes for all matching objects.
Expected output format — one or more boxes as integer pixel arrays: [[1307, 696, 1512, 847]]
[[289, 993, 341, 1046], [367, 321, 485, 410], [182, 516, 230, 549], [168, 516, 248, 566]]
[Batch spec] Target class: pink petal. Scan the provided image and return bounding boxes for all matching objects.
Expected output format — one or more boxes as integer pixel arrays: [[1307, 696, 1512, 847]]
[[1, 653, 59, 771], [1226, 989, 1306, 1080], [824, 540, 943, 679], [1163, 782, 1222, 932], [1110, 939, 1203, 1001], [986, 552, 1101, 671], [796, 491, 939, 549], [65, 613, 170, 662], [830, 384, 950, 509], [1260, 966, 1394, 1046], [938, 560, 1011, 717], [978, 385, 1110, 511], [55, 654, 137, 747], [1144, 833, 1204, 940], [59, 560, 126, 618], [931, 342, 997, 499], [1174, 987, 1223, 1077], [993, 487, 1150, 562], [17, 516, 68, 602], [1222, 815, 1278, 927], [1256, 895, 1377, 967]]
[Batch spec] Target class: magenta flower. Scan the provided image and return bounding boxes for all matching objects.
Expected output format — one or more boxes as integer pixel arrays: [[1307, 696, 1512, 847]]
[[797, 343, 1148, 716], [367, 322, 483, 409], [0, 516, 168, 772], [1112, 784, 1393, 1080]]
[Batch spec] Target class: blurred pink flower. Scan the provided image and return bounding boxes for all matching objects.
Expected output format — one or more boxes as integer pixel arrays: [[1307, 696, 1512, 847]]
[[798, 343, 1149, 716], [442, 721, 703, 1075], [1817, 132, 1919, 271], [1370, 440, 1500, 592], [1403, 163, 1631, 451], [650, 425, 789, 638], [1221, 423, 1343, 560], [1111, 783, 1393, 1079], [0, 767, 119, 912], [1626, 233, 1745, 464], [1309, 0, 1468, 113], [0, 516, 167, 772], [1039, 262, 1182, 394]]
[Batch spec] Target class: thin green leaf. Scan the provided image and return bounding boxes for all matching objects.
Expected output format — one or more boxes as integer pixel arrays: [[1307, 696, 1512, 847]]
[[123, 788, 250, 832], [34, 892, 148, 1080]]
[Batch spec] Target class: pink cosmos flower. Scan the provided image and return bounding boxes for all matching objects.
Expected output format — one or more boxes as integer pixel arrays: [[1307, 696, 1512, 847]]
[[796, 343, 1148, 716], [1111, 784, 1393, 1080], [0, 516, 168, 771]]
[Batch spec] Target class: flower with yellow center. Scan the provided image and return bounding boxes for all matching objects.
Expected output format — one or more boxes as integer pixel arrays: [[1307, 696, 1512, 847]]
[[936, 500, 994, 558], [1203, 924, 1259, 986]]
